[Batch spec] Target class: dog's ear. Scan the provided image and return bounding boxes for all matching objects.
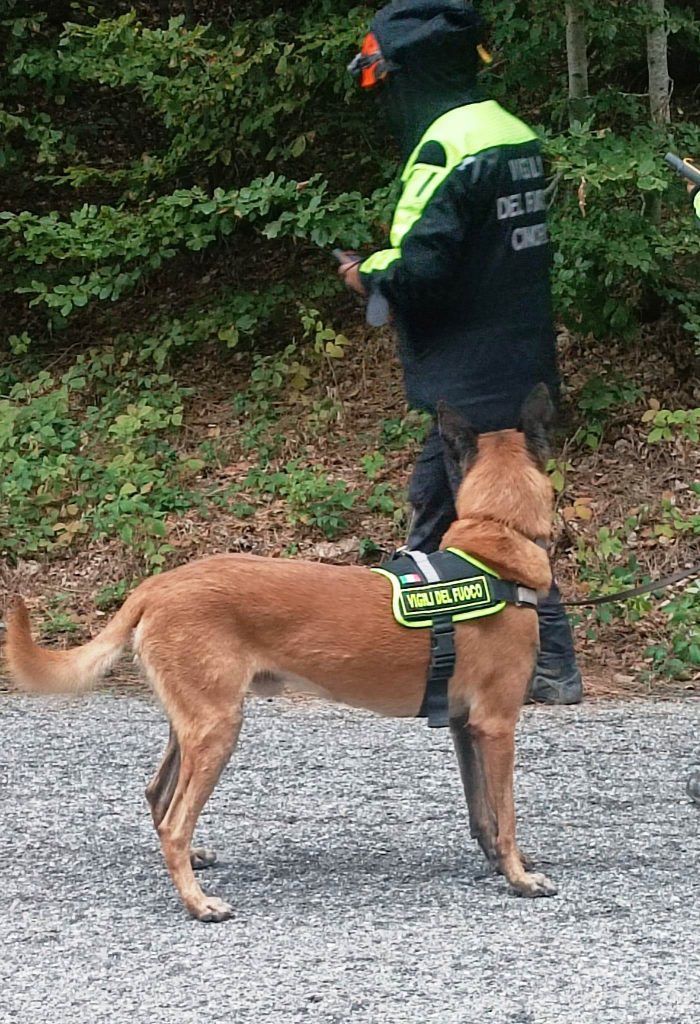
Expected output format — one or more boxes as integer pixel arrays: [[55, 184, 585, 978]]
[[519, 384, 554, 467], [438, 401, 479, 492]]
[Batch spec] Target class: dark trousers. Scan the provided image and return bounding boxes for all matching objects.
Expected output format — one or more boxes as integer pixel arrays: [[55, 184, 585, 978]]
[[405, 426, 578, 666]]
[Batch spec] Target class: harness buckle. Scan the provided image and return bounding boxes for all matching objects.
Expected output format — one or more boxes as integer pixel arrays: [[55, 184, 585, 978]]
[[429, 618, 456, 679], [514, 585, 538, 607]]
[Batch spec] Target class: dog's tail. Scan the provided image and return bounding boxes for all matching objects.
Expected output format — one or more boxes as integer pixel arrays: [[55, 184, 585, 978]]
[[4, 590, 146, 695]]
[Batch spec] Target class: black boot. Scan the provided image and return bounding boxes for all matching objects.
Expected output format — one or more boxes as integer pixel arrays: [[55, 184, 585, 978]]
[[529, 581, 583, 705]]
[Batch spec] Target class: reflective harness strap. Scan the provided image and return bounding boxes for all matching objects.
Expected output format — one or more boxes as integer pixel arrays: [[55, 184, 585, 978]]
[[403, 548, 441, 583]]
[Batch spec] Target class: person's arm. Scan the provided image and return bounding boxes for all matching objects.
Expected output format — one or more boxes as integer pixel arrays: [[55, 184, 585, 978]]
[[359, 145, 471, 312]]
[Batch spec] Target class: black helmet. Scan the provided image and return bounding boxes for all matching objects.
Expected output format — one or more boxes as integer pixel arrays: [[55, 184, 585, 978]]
[[349, 2, 491, 89], [371, 1, 488, 76], [349, 2, 492, 157]]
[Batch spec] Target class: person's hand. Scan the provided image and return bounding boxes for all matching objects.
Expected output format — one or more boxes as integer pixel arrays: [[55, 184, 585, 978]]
[[336, 250, 367, 297], [340, 261, 367, 297]]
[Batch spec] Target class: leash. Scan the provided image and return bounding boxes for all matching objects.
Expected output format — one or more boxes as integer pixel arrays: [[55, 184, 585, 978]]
[[562, 561, 700, 608]]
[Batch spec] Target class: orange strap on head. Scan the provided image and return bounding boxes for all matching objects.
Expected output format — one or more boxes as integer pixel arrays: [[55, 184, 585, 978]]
[[348, 32, 391, 89], [350, 30, 490, 87]]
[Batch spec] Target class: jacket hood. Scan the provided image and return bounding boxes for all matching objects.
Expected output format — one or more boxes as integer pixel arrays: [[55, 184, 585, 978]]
[[371, 1, 486, 158]]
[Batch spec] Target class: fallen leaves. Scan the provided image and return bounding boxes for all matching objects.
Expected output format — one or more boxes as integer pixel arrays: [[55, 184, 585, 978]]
[[561, 496, 594, 522]]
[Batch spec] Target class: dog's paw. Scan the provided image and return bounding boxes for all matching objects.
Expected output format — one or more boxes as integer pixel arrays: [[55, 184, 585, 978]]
[[193, 896, 234, 923], [514, 871, 557, 898], [190, 846, 217, 870]]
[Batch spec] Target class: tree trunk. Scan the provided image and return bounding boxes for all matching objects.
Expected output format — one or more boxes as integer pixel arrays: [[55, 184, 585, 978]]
[[565, 1, 589, 125], [647, 0, 671, 127], [646, 0, 670, 225]]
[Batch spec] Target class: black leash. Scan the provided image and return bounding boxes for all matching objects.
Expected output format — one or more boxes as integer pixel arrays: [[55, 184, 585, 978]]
[[562, 561, 700, 608]]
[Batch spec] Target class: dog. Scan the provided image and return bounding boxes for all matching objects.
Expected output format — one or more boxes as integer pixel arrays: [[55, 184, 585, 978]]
[[5, 385, 558, 921]]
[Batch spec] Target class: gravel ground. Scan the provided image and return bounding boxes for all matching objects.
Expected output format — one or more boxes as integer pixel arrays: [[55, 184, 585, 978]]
[[1, 693, 699, 1024]]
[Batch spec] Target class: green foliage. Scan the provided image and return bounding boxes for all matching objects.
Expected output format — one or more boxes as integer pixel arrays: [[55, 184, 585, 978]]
[[547, 457, 573, 494], [573, 496, 700, 678], [361, 451, 386, 480], [642, 404, 700, 443], [1, 175, 381, 329], [244, 461, 356, 538], [3, 2, 698, 351], [546, 123, 700, 347], [1, 1, 699, 680], [0, 349, 201, 566], [0, 6, 388, 340], [574, 373, 644, 449], [40, 593, 81, 639], [94, 577, 135, 612], [378, 412, 432, 450], [358, 537, 382, 560], [367, 481, 401, 519], [646, 590, 700, 680], [299, 307, 351, 361], [488, 1, 700, 348], [231, 329, 350, 460]]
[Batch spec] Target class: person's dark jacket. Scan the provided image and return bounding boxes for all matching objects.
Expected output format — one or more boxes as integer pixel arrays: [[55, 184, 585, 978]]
[[359, 0, 560, 432]]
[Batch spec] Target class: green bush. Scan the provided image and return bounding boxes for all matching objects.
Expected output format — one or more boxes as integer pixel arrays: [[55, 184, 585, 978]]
[[0, 349, 201, 565], [2, 2, 699, 352]]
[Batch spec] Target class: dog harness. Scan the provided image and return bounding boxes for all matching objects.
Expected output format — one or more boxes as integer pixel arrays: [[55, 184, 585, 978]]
[[372, 548, 538, 728]]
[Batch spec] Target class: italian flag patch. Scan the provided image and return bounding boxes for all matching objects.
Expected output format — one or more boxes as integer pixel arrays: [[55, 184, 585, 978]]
[[399, 573, 422, 585]]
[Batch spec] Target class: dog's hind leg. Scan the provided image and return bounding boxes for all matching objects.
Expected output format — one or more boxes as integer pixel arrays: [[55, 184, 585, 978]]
[[146, 725, 180, 827], [156, 709, 243, 922], [145, 726, 216, 870], [463, 708, 557, 898]]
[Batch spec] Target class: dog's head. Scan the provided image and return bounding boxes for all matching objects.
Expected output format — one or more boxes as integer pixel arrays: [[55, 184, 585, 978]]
[[438, 384, 555, 542]]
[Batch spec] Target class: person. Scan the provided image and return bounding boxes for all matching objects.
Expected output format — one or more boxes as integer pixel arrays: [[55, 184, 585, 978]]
[[337, 0, 582, 704]]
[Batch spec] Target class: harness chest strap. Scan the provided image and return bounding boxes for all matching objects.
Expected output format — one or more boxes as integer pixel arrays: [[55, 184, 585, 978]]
[[372, 548, 538, 728]]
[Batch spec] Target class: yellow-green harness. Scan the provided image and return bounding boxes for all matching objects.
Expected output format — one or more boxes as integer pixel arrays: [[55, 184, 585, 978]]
[[372, 548, 538, 727]]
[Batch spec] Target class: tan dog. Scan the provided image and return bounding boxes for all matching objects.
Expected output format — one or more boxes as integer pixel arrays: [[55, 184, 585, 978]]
[[6, 386, 557, 921]]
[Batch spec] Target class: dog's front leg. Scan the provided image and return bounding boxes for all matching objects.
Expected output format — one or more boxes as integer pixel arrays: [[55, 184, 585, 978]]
[[450, 713, 535, 873], [468, 718, 557, 898], [449, 713, 499, 866]]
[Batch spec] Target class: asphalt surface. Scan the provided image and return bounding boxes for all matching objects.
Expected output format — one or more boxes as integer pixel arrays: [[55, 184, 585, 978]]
[[1, 693, 699, 1024]]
